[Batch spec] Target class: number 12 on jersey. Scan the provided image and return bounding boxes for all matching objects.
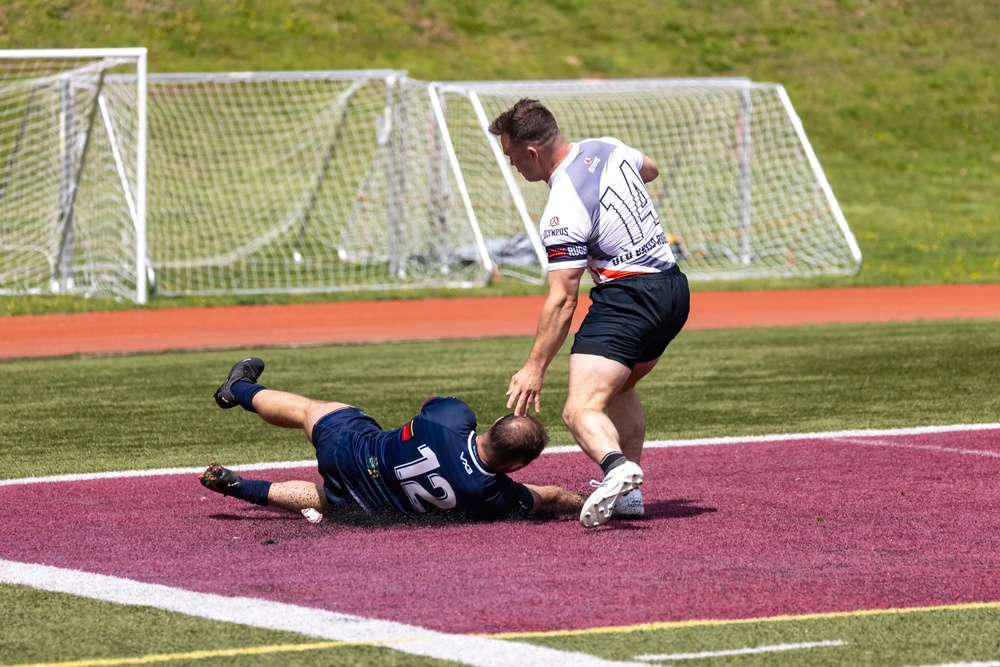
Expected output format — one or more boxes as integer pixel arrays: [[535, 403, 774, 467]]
[[394, 444, 457, 512]]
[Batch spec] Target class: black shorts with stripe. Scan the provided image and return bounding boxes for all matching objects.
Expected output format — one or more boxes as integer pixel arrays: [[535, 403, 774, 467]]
[[571, 265, 690, 369]]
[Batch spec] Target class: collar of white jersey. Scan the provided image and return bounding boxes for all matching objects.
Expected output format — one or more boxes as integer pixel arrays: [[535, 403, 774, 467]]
[[547, 142, 581, 188], [467, 432, 495, 476]]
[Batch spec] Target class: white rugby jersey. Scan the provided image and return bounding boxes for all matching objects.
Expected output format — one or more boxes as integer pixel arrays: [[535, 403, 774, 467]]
[[540, 137, 676, 283]]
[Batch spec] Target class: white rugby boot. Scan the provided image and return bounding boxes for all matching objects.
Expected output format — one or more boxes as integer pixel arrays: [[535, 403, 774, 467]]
[[580, 460, 643, 528], [614, 487, 645, 518]]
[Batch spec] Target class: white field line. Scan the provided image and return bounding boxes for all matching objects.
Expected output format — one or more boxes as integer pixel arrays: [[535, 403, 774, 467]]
[[3, 423, 998, 487], [905, 663, 1000, 667], [635, 639, 848, 660], [0, 560, 647, 667], [605, 422, 1000, 455], [833, 436, 1000, 459]]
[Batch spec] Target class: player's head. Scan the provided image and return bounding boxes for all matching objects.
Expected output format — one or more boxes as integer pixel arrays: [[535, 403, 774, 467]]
[[485, 413, 550, 472], [489, 98, 561, 147], [489, 98, 562, 182]]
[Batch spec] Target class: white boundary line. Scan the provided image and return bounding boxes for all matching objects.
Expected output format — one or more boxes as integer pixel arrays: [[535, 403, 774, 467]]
[[3, 423, 998, 487], [0, 560, 646, 667], [636, 638, 848, 660], [543, 422, 1000, 454]]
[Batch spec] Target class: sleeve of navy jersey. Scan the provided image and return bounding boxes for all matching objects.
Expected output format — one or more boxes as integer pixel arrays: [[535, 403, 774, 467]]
[[418, 396, 477, 433], [474, 474, 534, 520]]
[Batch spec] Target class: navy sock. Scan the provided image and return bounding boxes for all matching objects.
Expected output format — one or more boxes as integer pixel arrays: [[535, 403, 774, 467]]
[[231, 381, 266, 412], [600, 451, 627, 476], [236, 478, 272, 506]]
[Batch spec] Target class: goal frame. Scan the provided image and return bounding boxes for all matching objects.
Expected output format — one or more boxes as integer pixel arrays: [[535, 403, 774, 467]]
[[0, 47, 149, 302], [433, 77, 862, 281], [2, 57, 863, 301]]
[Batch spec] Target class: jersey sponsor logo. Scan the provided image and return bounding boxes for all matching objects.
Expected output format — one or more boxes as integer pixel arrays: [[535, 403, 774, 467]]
[[608, 233, 667, 267], [584, 156, 602, 173], [542, 227, 570, 239], [546, 243, 588, 262], [548, 216, 560, 227], [460, 451, 473, 475]]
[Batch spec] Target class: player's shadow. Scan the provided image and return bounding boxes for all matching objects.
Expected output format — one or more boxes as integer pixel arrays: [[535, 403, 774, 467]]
[[208, 511, 300, 522], [644, 498, 717, 520]]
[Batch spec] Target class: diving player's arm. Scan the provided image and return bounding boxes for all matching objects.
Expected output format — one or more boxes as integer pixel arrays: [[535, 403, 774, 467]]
[[525, 483, 585, 515]]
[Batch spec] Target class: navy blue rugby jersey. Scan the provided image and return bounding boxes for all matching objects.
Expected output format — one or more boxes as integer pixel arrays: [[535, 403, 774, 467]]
[[334, 397, 535, 520]]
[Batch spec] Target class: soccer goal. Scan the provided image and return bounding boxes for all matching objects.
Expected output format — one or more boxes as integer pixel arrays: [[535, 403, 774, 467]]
[[144, 70, 503, 296], [1, 61, 862, 301], [0, 48, 148, 301], [434, 78, 862, 280]]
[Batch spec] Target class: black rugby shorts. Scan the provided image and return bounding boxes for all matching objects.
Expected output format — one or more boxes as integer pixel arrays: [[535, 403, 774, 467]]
[[571, 266, 690, 369]]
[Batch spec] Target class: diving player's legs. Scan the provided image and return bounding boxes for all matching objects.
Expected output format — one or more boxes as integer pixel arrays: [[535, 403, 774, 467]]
[[212, 356, 350, 441]]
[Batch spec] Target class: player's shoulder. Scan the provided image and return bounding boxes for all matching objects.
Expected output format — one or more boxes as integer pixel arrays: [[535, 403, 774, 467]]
[[422, 395, 470, 411], [419, 396, 477, 430]]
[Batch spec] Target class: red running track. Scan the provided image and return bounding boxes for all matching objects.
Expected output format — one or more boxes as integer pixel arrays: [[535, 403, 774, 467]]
[[3, 283, 1000, 359]]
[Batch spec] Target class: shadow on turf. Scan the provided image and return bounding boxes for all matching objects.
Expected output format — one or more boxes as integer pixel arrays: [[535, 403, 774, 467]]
[[205, 498, 717, 529], [644, 498, 717, 520]]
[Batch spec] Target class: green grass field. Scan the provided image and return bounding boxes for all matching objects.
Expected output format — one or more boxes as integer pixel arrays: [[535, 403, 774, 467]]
[[4, 582, 999, 666], [2, 1, 999, 665], [3, 323, 1000, 665], [4, 320, 1000, 480]]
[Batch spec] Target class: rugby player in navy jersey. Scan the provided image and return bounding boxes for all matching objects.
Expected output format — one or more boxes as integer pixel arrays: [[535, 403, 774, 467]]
[[489, 99, 691, 528], [200, 358, 585, 522]]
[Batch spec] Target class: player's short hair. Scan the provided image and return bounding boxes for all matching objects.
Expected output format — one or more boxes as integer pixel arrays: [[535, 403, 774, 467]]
[[488, 98, 561, 148], [487, 413, 550, 468]]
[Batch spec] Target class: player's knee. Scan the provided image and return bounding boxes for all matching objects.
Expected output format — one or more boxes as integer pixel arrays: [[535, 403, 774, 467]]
[[560, 404, 575, 429]]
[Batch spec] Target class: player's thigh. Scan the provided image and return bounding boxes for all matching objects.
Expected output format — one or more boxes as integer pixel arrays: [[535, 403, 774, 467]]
[[303, 401, 354, 443], [622, 358, 660, 391], [566, 353, 633, 411]]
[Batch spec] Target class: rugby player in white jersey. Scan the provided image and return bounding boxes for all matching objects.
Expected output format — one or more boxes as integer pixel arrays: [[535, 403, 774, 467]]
[[489, 99, 691, 528]]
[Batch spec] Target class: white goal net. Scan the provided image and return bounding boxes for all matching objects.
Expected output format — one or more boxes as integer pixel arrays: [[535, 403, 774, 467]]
[[1, 59, 861, 301], [0, 49, 147, 301], [434, 78, 861, 282]]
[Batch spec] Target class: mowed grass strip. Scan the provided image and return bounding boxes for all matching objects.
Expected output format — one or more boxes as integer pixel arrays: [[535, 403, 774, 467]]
[[515, 604, 1000, 667], [2, 318, 999, 481], [0, 584, 454, 667], [3, 584, 999, 667]]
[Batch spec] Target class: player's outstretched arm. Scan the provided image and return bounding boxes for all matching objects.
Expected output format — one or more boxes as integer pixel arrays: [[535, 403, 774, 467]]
[[507, 267, 585, 416], [525, 483, 585, 515], [267, 480, 332, 513]]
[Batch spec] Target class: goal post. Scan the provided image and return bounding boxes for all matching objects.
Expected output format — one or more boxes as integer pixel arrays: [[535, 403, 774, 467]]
[[0, 48, 148, 302], [433, 78, 862, 281]]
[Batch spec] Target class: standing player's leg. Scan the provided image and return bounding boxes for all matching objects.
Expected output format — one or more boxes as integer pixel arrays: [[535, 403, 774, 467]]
[[606, 359, 659, 463], [562, 353, 632, 464], [563, 353, 644, 528], [605, 359, 659, 519]]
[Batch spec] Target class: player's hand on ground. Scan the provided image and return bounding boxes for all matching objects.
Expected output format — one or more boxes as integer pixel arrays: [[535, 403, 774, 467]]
[[506, 366, 543, 416]]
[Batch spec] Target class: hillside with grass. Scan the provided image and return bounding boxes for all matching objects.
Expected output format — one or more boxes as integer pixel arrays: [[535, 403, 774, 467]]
[[1, 0, 997, 305]]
